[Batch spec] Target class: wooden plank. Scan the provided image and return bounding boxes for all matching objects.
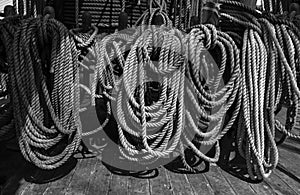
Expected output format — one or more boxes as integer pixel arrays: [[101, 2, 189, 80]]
[[273, 170, 300, 195], [85, 160, 111, 195], [21, 183, 51, 195], [204, 164, 236, 195], [265, 172, 298, 195], [249, 137, 300, 195], [186, 172, 214, 195], [249, 181, 276, 195], [13, 179, 31, 195], [218, 167, 256, 195], [21, 162, 58, 194], [166, 170, 195, 195], [2, 174, 28, 195], [149, 168, 172, 195], [42, 160, 81, 195], [128, 176, 150, 195], [280, 138, 300, 155], [64, 158, 98, 195], [278, 146, 300, 177], [107, 174, 128, 195]]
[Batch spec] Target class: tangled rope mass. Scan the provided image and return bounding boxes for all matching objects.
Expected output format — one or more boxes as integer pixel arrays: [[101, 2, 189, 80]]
[[9, 16, 82, 169]]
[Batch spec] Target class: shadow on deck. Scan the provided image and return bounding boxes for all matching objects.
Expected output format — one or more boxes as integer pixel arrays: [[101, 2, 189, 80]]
[[0, 134, 299, 195]]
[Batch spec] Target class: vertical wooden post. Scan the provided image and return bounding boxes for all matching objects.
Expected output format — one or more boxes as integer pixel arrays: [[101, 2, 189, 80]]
[[53, 0, 64, 23], [236, 0, 257, 9]]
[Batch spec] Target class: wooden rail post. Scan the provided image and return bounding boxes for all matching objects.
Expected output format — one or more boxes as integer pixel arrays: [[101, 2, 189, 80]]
[[53, 0, 64, 23], [237, 0, 257, 8]]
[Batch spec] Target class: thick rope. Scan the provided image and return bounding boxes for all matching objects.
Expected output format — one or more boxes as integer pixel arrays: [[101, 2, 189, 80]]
[[183, 24, 241, 169], [92, 7, 242, 172], [0, 16, 21, 142], [219, 1, 300, 179], [9, 16, 82, 170], [94, 8, 186, 164]]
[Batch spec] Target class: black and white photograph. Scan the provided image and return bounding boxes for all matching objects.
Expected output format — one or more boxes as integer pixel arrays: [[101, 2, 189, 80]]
[[0, 0, 299, 194]]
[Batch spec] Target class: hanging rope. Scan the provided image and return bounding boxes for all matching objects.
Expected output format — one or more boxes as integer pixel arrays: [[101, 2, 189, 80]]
[[9, 16, 82, 170], [91, 4, 243, 172], [69, 24, 114, 137], [219, 0, 300, 180], [182, 24, 241, 171], [92, 7, 187, 165], [0, 16, 21, 142]]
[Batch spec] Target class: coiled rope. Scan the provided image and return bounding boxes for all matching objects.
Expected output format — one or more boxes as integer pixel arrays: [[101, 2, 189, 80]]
[[91, 2, 242, 172], [69, 24, 113, 137], [219, 0, 300, 179], [0, 16, 21, 142], [89, 4, 190, 166], [9, 16, 82, 169], [183, 24, 241, 170]]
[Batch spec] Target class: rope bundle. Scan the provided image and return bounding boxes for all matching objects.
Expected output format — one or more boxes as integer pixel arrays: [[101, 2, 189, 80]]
[[91, 5, 243, 172], [70, 25, 113, 137], [183, 24, 241, 169], [1, 0, 297, 177], [93, 8, 187, 164], [219, 0, 300, 180], [115, 26, 186, 164], [9, 16, 82, 169], [0, 16, 20, 142]]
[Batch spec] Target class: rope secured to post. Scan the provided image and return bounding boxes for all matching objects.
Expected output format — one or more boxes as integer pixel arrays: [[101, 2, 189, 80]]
[[9, 16, 82, 170]]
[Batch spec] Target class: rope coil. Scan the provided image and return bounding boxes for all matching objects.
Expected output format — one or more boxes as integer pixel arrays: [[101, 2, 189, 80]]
[[9, 16, 82, 169], [219, 1, 300, 179]]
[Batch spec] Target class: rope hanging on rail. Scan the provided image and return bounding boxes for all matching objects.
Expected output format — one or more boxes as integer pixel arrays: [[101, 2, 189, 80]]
[[0, 0, 298, 177], [0, 15, 21, 142], [70, 21, 113, 137], [219, 0, 300, 180], [182, 24, 241, 171], [89, 2, 242, 172], [9, 16, 82, 170], [93, 8, 187, 165]]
